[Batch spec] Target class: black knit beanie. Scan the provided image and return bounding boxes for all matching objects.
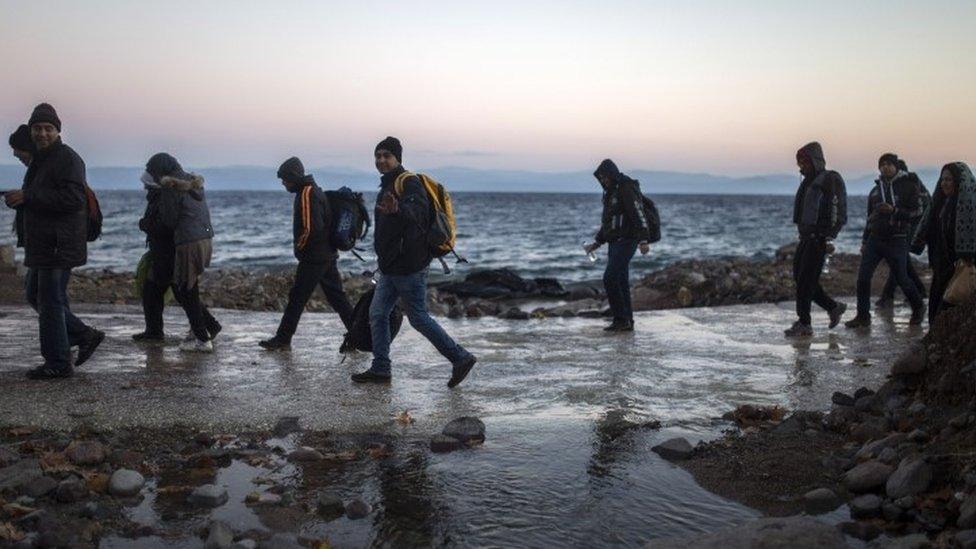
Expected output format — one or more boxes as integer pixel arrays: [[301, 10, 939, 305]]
[[28, 103, 62, 132], [277, 156, 306, 184], [8, 124, 33, 152], [375, 136, 403, 163], [878, 153, 899, 168], [145, 153, 189, 183]]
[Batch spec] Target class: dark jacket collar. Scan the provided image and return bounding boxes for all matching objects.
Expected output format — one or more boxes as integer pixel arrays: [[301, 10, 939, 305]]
[[33, 139, 64, 161], [380, 165, 406, 188]]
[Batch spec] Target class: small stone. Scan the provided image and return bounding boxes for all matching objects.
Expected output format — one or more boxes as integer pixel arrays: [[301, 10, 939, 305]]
[[55, 478, 89, 503], [843, 460, 893, 493], [950, 414, 971, 428], [231, 541, 258, 549], [316, 492, 345, 519], [260, 534, 303, 549], [908, 429, 929, 443], [803, 488, 840, 515], [856, 433, 907, 460], [877, 533, 930, 548], [442, 417, 486, 445], [895, 496, 915, 509], [838, 520, 882, 541], [882, 501, 904, 522], [65, 440, 107, 465], [851, 422, 887, 443], [205, 520, 234, 549], [878, 447, 899, 464], [652, 438, 694, 461], [960, 494, 976, 529], [955, 530, 976, 549], [907, 402, 926, 416], [832, 392, 856, 407], [109, 469, 145, 497], [854, 387, 875, 400], [188, 484, 229, 508], [885, 459, 932, 499], [850, 494, 882, 519], [287, 447, 324, 462], [273, 417, 301, 437], [430, 434, 462, 453], [23, 476, 58, 498], [195, 432, 216, 447], [345, 498, 371, 520], [0, 459, 42, 492]]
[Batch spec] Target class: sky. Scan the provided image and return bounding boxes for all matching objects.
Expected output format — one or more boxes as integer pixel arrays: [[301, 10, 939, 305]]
[[1, 0, 973, 176]]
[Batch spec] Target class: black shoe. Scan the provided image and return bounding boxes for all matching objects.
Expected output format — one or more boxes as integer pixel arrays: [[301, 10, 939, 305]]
[[909, 306, 925, 325], [26, 364, 73, 380], [448, 355, 478, 388], [132, 331, 165, 342], [604, 319, 634, 332], [784, 321, 813, 337], [828, 302, 847, 329], [351, 370, 392, 384], [208, 320, 222, 340], [875, 296, 894, 309], [259, 336, 291, 351], [75, 330, 105, 367], [844, 315, 871, 329], [603, 320, 624, 332]]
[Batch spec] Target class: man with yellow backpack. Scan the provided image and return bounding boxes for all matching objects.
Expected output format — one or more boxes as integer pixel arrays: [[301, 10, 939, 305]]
[[350, 136, 477, 387]]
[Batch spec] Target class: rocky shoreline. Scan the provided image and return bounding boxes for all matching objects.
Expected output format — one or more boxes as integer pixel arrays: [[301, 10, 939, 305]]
[[0, 243, 929, 320], [652, 302, 976, 548]]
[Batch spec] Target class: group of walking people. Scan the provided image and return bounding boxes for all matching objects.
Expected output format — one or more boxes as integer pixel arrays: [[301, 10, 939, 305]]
[[4, 103, 974, 383]]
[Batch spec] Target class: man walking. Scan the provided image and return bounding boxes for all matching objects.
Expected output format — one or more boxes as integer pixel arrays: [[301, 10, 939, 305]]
[[876, 158, 928, 308], [786, 142, 848, 337], [351, 137, 477, 387], [259, 157, 354, 350], [3, 104, 103, 378], [845, 153, 925, 327], [584, 159, 651, 332]]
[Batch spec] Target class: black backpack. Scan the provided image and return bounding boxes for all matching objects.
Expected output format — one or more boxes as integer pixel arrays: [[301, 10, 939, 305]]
[[325, 187, 370, 251], [339, 288, 404, 354], [639, 193, 661, 244], [84, 184, 103, 242]]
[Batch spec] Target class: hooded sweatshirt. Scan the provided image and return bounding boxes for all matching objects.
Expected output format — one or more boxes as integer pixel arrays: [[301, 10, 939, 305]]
[[792, 142, 848, 239], [157, 173, 214, 246], [862, 170, 923, 242], [290, 176, 337, 264], [593, 159, 652, 244]]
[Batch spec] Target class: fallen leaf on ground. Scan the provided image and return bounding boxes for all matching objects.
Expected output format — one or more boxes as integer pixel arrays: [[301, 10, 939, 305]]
[[0, 522, 25, 541], [394, 410, 415, 425]]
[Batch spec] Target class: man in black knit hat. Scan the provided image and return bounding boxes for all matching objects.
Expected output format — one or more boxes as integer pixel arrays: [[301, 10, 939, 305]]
[[351, 136, 477, 387], [259, 157, 354, 350], [3, 103, 104, 379]]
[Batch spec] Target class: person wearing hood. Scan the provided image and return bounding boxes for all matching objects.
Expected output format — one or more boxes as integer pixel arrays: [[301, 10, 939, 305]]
[[8, 124, 34, 252], [351, 136, 477, 387], [259, 157, 354, 350], [3, 104, 104, 379], [786, 142, 848, 337], [877, 158, 928, 308], [584, 159, 651, 332], [845, 153, 925, 327], [142, 153, 220, 352], [912, 162, 976, 322]]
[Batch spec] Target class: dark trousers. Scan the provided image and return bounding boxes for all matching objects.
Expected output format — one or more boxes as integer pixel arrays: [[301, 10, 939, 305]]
[[880, 256, 926, 301], [174, 283, 215, 342], [142, 250, 219, 340], [856, 237, 924, 317], [276, 260, 354, 339], [604, 239, 638, 322], [793, 237, 838, 325], [25, 268, 92, 368], [928, 255, 955, 324]]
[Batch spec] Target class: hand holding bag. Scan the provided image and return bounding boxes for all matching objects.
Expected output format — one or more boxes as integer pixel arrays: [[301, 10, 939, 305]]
[[943, 259, 976, 305]]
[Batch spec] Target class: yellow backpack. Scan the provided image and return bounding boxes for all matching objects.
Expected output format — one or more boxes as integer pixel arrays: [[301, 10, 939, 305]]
[[394, 172, 466, 270]]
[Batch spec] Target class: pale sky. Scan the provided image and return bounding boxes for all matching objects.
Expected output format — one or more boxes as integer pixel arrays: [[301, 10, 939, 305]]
[[1, 0, 973, 175]]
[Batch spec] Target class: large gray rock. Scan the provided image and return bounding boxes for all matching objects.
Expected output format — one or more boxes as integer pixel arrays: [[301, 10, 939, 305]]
[[891, 347, 927, 376], [850, 494, 882, 519], [205, 520, 234, 549], [803, 488, 841, 515], [442, 417, 486, 445], [885, 459, 931, 499], [843, 460, 893, 493], [648, 516, 849, 548], [651, 438, 694, 461], [0, 458, 42, 492], [188, 484, 229, 508], [960, 494, 976, 529], [345, 498, 371, 520], [109, 469, 145, 497], [65, 440, 107, 465], [315, 492, 345, 519], [856, 433, 907, 460]]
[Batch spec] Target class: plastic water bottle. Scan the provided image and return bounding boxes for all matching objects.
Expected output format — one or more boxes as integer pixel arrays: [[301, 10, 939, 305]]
[[583, 242, 598, 263]]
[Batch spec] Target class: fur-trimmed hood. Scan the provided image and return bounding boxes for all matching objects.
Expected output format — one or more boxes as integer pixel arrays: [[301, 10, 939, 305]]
[[159, 173, 205, 191]]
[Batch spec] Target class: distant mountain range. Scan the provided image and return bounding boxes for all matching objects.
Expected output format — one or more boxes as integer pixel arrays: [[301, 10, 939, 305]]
[[0, 163, 943, 195]]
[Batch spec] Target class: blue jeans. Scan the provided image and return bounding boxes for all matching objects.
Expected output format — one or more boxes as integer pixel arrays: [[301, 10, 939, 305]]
[[856, 237, 924, 317], [604, 239, 639, 321], [369, 269, 469, 375], [26, 268, 91, 368]]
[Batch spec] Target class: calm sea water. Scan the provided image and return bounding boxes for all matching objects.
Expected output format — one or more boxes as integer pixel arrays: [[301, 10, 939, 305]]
[[0, 191, 870, 282]]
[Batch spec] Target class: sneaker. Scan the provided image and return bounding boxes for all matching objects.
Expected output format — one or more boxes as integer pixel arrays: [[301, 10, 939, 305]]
[[828, 302, 847, 329], [448, 355, 478, 388], [75, 329, 105, 367], [26, 364, 73, 380], [844, 315, 871, 329], [351, 370, 392, 384], [909, 306, 925, 325], [875, 296, 894, 309], [259, 335, 291, 351], [132, 331, 165, 342], [784, 321, 813, 337], [180, 338, 214, 353]]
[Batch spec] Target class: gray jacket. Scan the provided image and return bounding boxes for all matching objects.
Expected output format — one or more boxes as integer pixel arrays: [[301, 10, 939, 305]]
[[158, 173, 214, 245]]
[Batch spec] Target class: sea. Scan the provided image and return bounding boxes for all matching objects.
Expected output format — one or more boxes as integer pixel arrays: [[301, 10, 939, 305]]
[[0, 191, 871, 281]]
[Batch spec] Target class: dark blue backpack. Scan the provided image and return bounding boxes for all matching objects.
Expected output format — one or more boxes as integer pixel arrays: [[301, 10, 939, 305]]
[[325, 187, 370, 251]]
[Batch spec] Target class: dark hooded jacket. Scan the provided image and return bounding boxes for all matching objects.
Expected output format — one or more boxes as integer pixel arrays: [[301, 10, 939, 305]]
[[158, 173, 214, 246], [915, 162, 976, 262], [290, 176, 337, 264], [792, 142, 848, 239], [862, 170, 923, 242], [593, 159, 652, 244], [373, 165, 431, 275], [20, 139, 88, 268]]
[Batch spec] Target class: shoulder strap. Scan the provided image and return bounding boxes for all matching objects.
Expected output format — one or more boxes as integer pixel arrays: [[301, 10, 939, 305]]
[[393, 171, 418, 196]]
